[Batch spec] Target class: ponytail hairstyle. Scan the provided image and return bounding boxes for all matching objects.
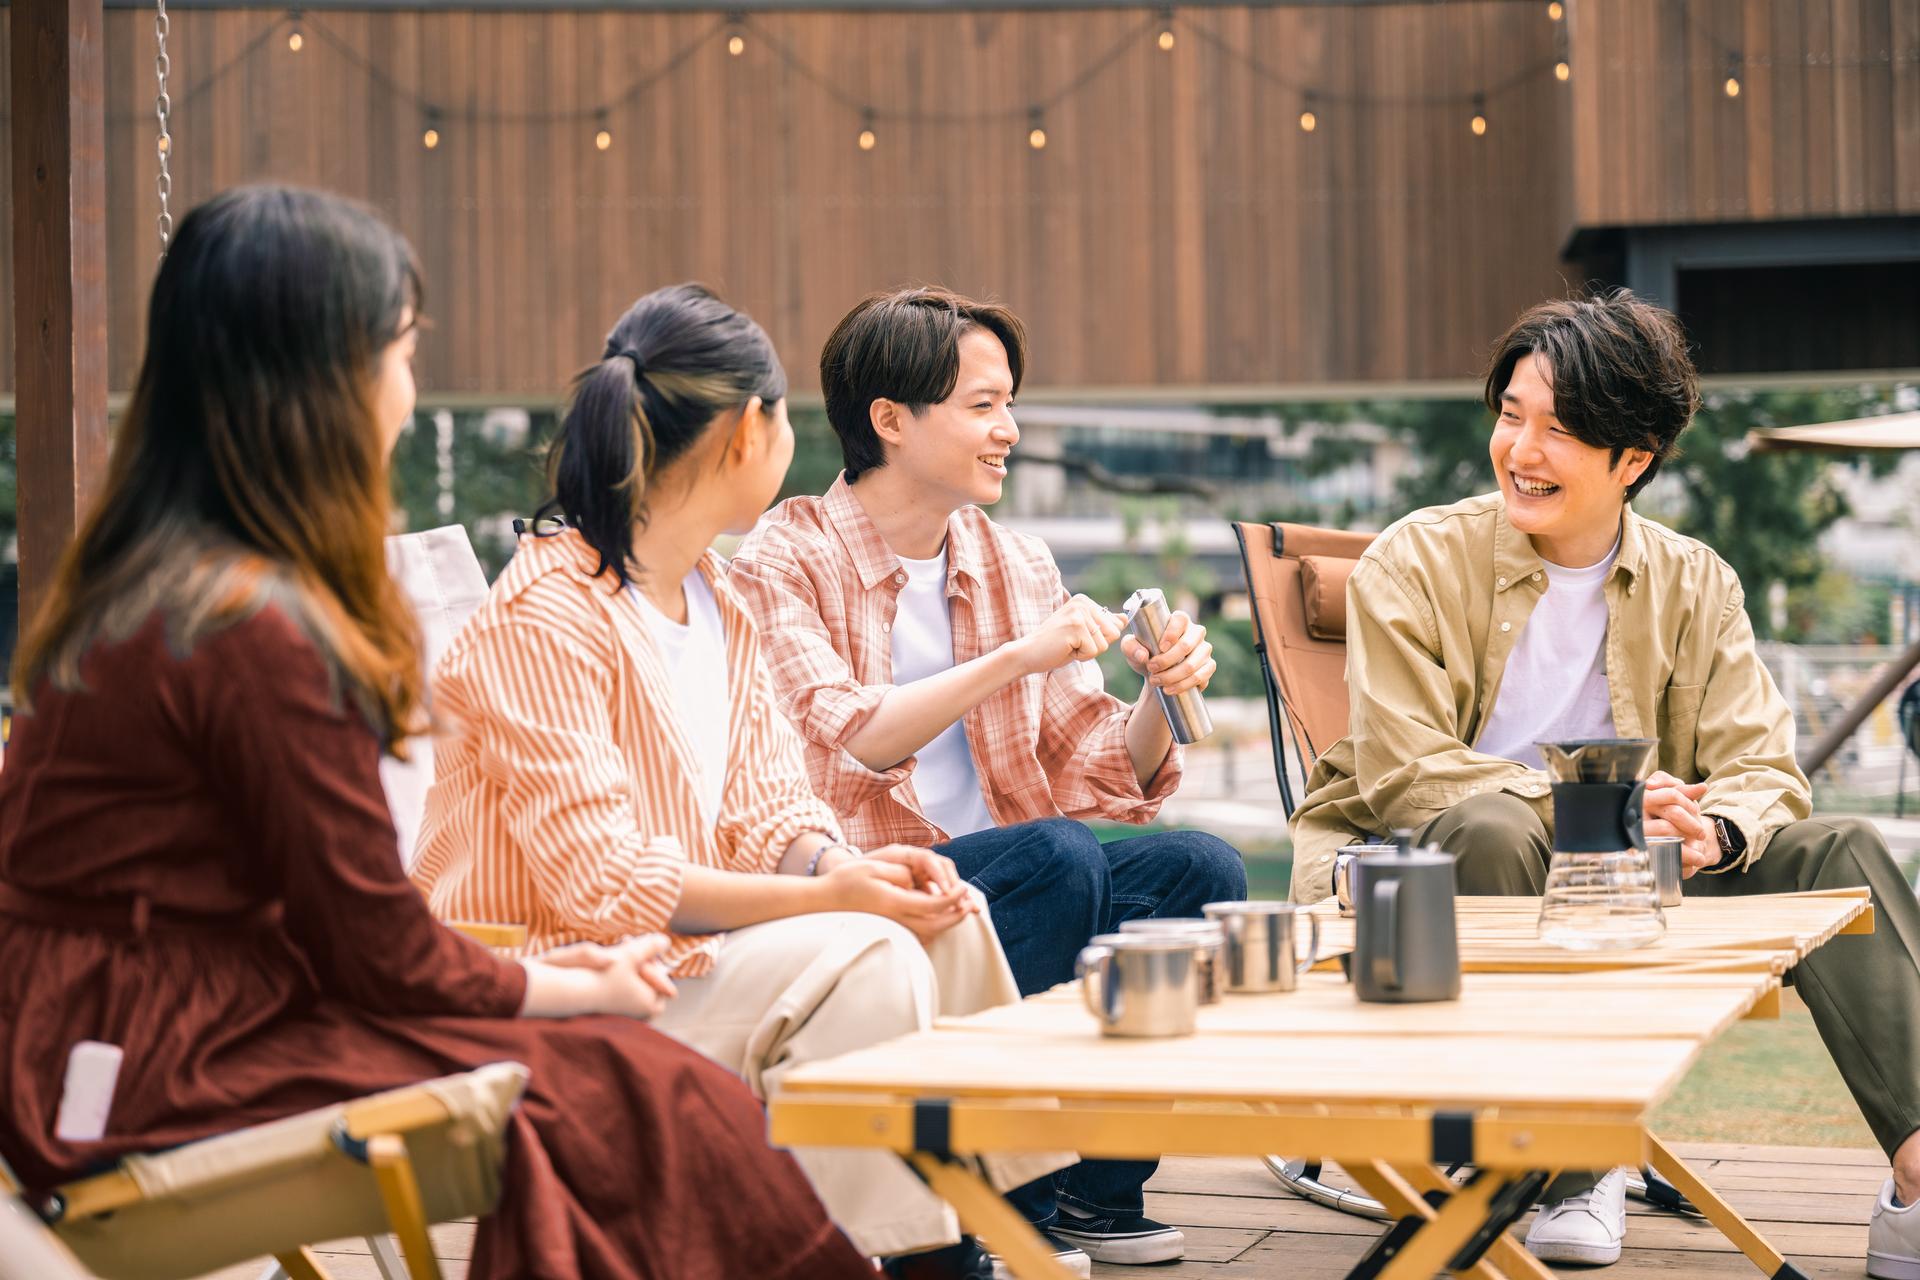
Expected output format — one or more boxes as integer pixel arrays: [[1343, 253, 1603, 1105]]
[[538, 284, 787, 589], [14, 185, 426, 753]]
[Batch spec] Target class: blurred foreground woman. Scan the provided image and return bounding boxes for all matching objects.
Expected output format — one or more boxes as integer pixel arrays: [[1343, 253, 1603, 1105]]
[[0, 185, 872, 1280]]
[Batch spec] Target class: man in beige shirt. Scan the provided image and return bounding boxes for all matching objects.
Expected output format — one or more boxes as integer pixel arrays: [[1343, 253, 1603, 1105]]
[[1290, 290, 1920, 1276]]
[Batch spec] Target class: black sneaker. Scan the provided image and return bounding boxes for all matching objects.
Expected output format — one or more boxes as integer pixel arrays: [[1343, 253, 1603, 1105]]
[[880, 1236, 993, 1280], [1050, 1205, 1185, 1265], [987, 1231, 1092, 1278]]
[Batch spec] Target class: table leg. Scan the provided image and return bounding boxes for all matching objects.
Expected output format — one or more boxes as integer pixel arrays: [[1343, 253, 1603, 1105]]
[[1397, 1163, 1555, 1280], [1646, 1133, 1809, 1280], [904, 1153, 1079, 1280], [1341, 1161, 1527, 1280]]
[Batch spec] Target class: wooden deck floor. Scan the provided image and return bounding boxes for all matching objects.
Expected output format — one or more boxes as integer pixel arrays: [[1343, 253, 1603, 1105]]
[[200, 1141, 1885, 1279]]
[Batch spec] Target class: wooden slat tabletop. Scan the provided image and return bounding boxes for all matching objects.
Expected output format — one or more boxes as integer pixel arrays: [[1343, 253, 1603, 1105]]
[[1305, 889, 1872, 971], [781, 1028, 1701, 1112], [938, 968, 1776, 1041]]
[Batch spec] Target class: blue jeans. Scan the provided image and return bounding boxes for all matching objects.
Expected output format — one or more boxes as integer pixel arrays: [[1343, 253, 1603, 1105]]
[[937, 819, 1248, 1224]]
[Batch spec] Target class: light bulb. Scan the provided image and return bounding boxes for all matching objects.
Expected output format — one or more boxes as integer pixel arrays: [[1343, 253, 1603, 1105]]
[[1471, 113, 1487, 136], [727, 33, 745, 56], [1555, 60, 1570, 81], [1299, 110, 1316, 133], [858, 128, 876, 151], [1548, 1, 1564, 20], [157, 134, 169, 153], [595, 129, 612, 151], [1157, 29, 1175, 51], [288, 30, 303, 52], [1724, 75, 1741, 98], [423, 127, 440, 150], [1028, 127, 1047, 150]]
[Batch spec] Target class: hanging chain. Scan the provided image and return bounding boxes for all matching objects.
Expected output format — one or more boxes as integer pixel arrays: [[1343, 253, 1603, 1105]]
[[154, 0, 173, 258]]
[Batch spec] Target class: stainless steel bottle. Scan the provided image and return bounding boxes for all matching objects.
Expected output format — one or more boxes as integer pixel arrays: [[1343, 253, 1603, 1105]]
[[1122, 588, 1214, 744]]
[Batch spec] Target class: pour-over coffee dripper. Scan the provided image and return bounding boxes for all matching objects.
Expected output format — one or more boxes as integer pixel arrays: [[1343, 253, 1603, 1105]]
[[1535, 738, 1667, 951]]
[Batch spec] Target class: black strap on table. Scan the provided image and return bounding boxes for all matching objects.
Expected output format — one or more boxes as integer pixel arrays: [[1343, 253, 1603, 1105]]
[[912, 1098, 954, 1162], [1551, 781, 1646, 852], [1343, 1214, 1426, 1280], [1430, 1111, 1475, 1165]]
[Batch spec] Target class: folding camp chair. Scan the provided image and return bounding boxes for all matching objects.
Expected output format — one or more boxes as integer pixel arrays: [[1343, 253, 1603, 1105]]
[[4, 1063, 528, 1280], [1230, 519, 1697, 1223]]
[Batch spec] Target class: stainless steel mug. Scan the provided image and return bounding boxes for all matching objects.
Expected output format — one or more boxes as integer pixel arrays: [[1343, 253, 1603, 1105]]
[[1122, 588, 1213, 744], [1647, 835, 1685, 908], [1200, 901, 1322, 993], [1352, 845, 1462, 1004], [1118, 918, 1227, 1003], [1076, 933, 1202, 1037], [1333, 844, 1401, 918]]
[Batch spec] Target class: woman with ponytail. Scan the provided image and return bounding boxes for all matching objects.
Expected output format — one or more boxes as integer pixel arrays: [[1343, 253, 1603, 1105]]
[[413, 284, 1062, 1278], [0, 187, 873, 1280]]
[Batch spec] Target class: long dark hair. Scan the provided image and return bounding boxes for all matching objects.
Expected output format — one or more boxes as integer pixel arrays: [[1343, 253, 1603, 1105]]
[[539, 283, 786, 589], [14, 185, 426, 751]]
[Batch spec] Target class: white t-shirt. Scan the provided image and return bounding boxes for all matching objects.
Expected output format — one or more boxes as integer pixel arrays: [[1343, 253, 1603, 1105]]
[[889, 548, 997, 840], [1473, 540, 1620, 771], [631, 570, 731, 828]]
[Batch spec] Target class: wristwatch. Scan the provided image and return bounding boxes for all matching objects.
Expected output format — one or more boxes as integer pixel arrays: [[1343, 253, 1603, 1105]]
[[1709, 817, 1746, 871]]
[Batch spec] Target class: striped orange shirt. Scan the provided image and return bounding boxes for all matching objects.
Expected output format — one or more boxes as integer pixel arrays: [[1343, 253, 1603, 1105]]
[[411, 528, 843, 976], [728, 475, 1183, 850]]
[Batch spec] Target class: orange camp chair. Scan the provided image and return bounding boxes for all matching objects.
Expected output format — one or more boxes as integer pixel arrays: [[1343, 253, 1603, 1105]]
[[1229, 520, 1375, 819]]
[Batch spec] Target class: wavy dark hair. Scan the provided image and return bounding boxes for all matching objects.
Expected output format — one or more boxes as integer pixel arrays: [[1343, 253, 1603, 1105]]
[[1484, 288, 1700, 501], [14, 185, 426, 752], [819, 286, 1028, 483], [539, 284, 787, 589]]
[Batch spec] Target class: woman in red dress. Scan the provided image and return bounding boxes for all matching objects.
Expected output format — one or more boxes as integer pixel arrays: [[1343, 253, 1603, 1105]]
[[0, 185, 873, 1280]]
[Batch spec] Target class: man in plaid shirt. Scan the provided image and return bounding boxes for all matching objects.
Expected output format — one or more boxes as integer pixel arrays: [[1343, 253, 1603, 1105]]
[[731, 286, 1246, 1275]]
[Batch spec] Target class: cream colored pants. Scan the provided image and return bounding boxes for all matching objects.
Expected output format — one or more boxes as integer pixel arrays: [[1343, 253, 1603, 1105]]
[[652, 906, 1068, 1257]]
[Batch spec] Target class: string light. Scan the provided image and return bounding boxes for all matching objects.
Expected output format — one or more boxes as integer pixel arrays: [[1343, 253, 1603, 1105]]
[[1156, 7, 1175, 51], [727, 13, 745, 57], [1027, 107, 1047, 151], [1723, 55, 1742, 97], [1555, 59, 1571, 81], [594, 111, 612, 151], [1547, 1, 1564, 21], [287, 9, 303, 53], [1298, 92, 1317, 133], [1470, 94, 1487, 137], [858, 109, 877, 151], [422, 108, 441, 151]]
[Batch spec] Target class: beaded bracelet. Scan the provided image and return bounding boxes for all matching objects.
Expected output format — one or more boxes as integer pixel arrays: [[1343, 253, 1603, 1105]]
[[805, 841, 861, 877]]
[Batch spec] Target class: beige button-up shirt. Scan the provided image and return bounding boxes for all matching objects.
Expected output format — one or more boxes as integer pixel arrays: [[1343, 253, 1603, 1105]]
[[1288, 493, 1808, 903]]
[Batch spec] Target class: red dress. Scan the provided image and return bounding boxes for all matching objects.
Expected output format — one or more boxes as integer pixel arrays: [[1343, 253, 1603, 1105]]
[[0, 606, 872, 1280]]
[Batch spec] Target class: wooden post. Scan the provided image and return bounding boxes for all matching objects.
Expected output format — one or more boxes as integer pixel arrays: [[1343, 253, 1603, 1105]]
[[11, 0, 110, 640]]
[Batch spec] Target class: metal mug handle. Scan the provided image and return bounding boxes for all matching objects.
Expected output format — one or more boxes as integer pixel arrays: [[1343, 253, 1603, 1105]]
[[1296, 909, 1322, 976], [1077, 944, 1119, 1026], [1370, 880, 1401, 991]]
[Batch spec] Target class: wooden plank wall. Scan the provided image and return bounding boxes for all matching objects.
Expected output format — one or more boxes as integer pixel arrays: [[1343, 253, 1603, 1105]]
[[1571, 0, 1920, 226], [0, 4, 1576, 397]]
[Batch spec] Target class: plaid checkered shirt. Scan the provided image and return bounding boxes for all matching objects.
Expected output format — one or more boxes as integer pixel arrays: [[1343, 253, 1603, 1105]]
[[728, 474, 1183, 849]]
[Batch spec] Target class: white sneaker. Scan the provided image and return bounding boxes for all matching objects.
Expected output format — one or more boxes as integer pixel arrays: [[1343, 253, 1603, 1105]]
[[1526, 1168, 1627, 1266], [1870, 1178, 1920, 1279]]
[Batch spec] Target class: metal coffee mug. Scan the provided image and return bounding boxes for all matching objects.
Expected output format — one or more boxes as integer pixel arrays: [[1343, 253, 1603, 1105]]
[[1647, 836, 1685, 908], [1076, 933, 1202, 1037], [1118, 918, 1227, 1003], [1200, 901, 1322, 993], [1333, 844, 1401, 917]]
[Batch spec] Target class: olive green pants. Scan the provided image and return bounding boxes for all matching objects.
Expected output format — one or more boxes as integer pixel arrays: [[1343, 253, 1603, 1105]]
[[1417, 793, 1920, 1201]]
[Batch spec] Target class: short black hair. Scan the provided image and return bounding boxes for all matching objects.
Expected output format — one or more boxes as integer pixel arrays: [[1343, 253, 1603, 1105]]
[[819, 286, 1028, 482], [1484, 288, 1700, 501]]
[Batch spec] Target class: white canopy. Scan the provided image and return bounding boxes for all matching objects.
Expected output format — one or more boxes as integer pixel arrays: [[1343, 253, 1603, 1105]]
[[1745, 410, 1920, 454]]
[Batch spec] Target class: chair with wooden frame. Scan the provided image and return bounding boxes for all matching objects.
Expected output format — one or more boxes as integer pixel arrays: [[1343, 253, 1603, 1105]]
[[1230, 519, 1703, 1226], [2, 1062, 529, 1280]]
